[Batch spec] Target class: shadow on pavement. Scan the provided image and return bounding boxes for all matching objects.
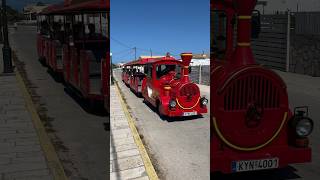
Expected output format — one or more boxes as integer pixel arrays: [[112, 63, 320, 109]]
[[63, 86, 107, 117], [142, 99, 204, 122], [211, 166, 301, 180]]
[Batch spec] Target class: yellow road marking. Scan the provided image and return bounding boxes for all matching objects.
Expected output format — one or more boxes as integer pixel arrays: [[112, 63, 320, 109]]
[[114, 82, 159, 180], [15, 70, 68, 180]]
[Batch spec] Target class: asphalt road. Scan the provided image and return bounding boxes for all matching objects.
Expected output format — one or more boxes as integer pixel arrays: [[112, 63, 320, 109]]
[[9, 26, 108, 180], [114, 69, 210, 180]]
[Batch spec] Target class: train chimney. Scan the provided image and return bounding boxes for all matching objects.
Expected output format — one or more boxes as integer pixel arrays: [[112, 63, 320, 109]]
[[232, 0, 257, 66], [180, 53, 193, 82]]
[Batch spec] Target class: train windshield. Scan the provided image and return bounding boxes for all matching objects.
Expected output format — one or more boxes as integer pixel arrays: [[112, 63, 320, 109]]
[[156, 64, 182, 80]]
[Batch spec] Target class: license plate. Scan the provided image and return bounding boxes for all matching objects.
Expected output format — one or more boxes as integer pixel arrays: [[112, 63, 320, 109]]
[[183, 112, 197, 116], [232, 158, 279, 172]]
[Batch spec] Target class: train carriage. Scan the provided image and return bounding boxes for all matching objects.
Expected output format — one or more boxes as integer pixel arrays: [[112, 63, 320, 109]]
[[129, 58, 152, 95], [122, 57, 153, 95], [122, 64, 132, 86], [211, 0, 313, 174], [36, 0, 110, 110]]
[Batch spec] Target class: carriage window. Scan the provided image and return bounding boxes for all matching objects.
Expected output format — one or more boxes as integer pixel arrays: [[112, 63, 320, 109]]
[[144, 65, 148, 75], [156, 64, 177, 79], [83, 13, 107, 40], [212, 10, 227, 60], [39, 16, 50, 36]]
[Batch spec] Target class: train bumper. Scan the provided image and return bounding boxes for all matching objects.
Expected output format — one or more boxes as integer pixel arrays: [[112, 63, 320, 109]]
[[164, 106, 207, 117], [211, 146, 311, 174]]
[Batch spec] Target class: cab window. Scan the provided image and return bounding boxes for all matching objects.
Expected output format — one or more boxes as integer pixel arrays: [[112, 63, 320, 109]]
[[156, 64, 176, 79], [211, 10, 227, 60]]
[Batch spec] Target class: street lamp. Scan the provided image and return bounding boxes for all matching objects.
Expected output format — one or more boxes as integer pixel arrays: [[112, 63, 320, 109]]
[[0, 11, 3, 43], [2, 0, 13, 73], [110, 52, 114, 85]]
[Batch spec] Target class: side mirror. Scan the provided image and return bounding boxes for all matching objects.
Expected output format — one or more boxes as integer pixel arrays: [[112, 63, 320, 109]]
[[252, 10, 261, 39], [189, 66, 192, 73]]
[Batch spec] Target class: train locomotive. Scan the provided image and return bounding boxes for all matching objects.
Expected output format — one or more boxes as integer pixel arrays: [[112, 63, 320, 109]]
[[211, 0, 314, 174], [122, 53, 208, 118]]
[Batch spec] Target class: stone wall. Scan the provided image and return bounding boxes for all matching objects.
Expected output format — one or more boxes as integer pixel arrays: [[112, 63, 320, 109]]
[[290, 34, 320, 76]]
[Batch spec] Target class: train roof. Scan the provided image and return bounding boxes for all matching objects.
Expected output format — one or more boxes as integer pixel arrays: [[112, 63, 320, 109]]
[[40, 0, 109, 15], [124, 58, 155, 66], [124, 56, 182, 66], [147, 56, 181, 65]]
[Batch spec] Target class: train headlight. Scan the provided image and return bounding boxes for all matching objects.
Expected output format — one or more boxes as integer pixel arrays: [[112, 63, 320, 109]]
[[295, 118, 313, 137], [169, 100, 176, 108], [201, 97, 208, 106]]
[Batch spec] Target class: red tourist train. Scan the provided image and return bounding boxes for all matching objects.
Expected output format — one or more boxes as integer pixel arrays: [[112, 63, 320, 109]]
[[122, 53, 208, 118], [36, 0, 110, 111], [211, 0, 313, 174]]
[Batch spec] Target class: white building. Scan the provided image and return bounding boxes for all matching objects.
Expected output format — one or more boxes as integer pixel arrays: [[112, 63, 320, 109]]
[[23, 4, 48, 22], [257, 0, 320, 14], [190, 53, 210, 66]]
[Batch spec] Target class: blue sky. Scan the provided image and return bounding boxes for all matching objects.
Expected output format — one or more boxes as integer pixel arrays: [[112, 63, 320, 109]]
[[110, 0, 210, 63]]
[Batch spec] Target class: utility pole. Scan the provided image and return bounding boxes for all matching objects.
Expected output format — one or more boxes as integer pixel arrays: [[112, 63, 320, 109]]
[[2, 0, 13, 73], [150, 48, 152, 57], [133, 47, 137, 60], [0, 9, 3, 43]]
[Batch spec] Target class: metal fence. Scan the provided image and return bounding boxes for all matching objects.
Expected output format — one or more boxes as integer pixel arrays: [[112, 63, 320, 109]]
[[295, 12, 320, 35], [252, 11, 320, 76], [252, 14, 289, 71], [189, 65, 210, 86]]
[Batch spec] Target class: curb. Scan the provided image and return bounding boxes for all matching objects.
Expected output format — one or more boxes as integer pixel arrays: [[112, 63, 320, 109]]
[[15, 70, 68, 180], [114, 81, 159, 180]]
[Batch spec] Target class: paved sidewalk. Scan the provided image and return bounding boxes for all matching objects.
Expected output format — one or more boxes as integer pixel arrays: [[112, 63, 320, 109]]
[[0, 55, 54, 179], [110, 85, 150, 180]]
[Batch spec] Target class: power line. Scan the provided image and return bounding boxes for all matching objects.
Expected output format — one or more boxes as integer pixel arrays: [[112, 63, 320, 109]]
[[111, 36, 201, 59], [114, 49, 135, 61], [110, 36, 132, 49], [112, 48, 133, 55]]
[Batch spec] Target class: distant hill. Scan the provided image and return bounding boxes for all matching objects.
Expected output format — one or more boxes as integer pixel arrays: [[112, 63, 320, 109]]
[[8, 0, 62, 11]]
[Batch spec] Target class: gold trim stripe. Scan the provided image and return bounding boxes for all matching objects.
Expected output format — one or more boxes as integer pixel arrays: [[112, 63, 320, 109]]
[[238, 15, 252, 20], [212, 112, 288, 151], [237, 42, 251, 47], [176, 97, 200, 110], [181, 53, 193, 56]]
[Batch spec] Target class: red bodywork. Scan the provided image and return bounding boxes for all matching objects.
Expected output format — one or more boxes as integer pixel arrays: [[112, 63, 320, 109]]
[[36, 0, 110, 109], [123, 54, 208, 117], [211, 0, 311, 173]]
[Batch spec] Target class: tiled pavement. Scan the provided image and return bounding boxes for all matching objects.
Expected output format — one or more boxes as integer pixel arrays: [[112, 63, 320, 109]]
[[110, 85, 149, 180], [0, 55, 54, 179]]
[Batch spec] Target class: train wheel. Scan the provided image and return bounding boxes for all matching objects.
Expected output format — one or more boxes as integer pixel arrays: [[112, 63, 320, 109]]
[[157, 102, 166, 120]]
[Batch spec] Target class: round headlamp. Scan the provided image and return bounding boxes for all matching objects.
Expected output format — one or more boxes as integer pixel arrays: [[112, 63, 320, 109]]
[[295, 118, 313, 137], [169, 100, 176, 108], [201, 98, 208, 106]]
